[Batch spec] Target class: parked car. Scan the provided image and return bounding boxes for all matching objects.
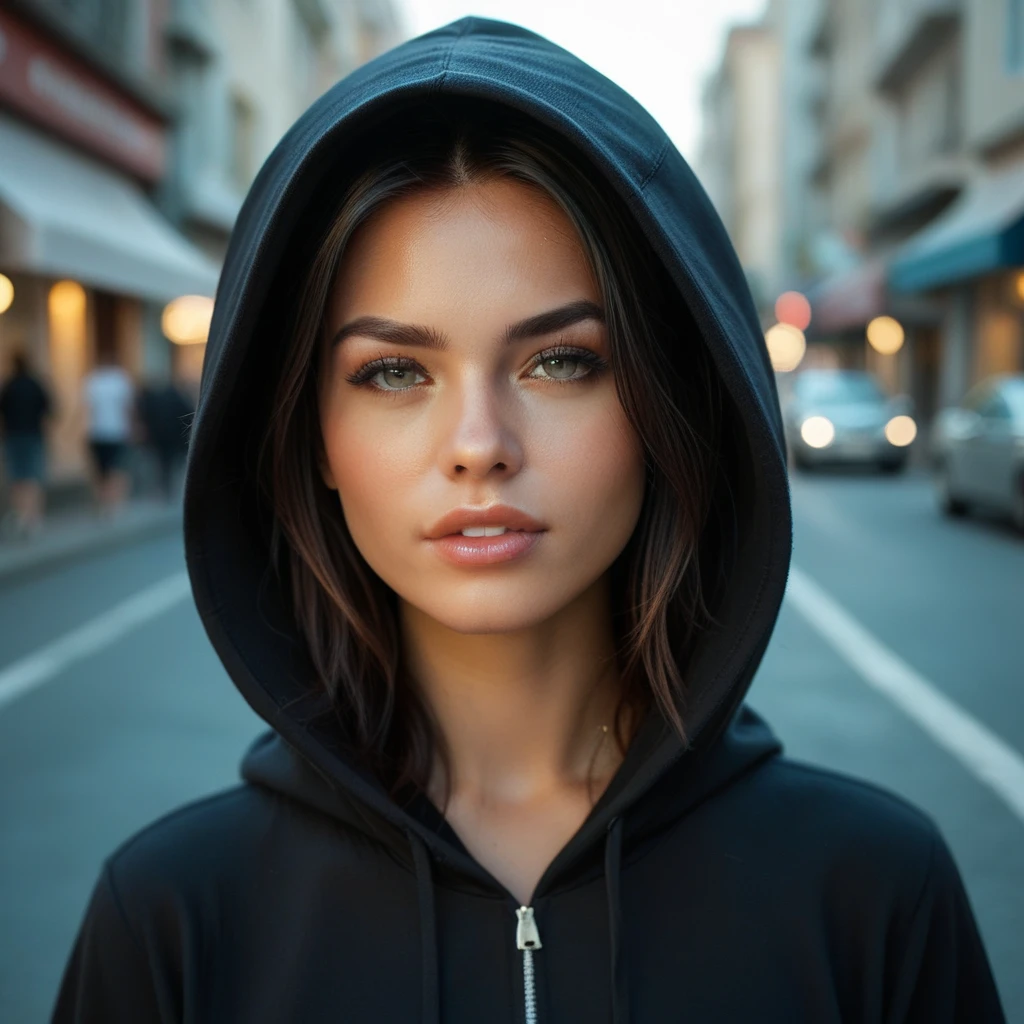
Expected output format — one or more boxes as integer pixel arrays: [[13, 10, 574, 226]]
[[782, 369, 916, 473], [931, 374, 1024, 532]]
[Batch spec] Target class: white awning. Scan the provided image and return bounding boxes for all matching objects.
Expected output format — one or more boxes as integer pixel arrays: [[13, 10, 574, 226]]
[[0, 113, 221, 303]]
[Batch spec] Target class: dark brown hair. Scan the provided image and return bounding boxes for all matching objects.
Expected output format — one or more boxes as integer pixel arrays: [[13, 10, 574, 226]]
[[259, 97, 732, 800]]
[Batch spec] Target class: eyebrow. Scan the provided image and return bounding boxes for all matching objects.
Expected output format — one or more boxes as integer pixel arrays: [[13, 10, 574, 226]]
[[328, 299, 605, 351]]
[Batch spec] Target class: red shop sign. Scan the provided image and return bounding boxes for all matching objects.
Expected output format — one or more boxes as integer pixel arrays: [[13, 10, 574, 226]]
[[0, 9, 166, 182]]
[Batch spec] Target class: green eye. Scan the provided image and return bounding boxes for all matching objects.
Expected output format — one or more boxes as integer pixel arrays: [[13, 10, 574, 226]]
[[533, 356, 584, 380], [528, 345, 608, 383]]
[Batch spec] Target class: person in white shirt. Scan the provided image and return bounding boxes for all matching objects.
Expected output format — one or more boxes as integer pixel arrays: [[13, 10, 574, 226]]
[[81, 351, 135, 517]]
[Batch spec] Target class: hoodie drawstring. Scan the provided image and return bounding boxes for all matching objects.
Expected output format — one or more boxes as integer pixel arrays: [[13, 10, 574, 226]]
[[406, 828, 440, 1024], [605, 816, 629, 1024], [405, 818, 628, 1024]]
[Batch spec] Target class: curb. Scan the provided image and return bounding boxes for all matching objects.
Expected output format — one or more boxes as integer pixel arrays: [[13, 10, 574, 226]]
[[0, 507, 183, 589]]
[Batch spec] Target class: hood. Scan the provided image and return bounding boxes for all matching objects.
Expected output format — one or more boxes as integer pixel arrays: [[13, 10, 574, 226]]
[[184, 17, 792, 895]]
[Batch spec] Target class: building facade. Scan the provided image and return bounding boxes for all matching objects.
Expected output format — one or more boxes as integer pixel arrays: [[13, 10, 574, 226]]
[[698, 21, 783, 315], [890, 0, 1024, 408], [699, 0, 1024, 437], [0, 0, 220, 483]]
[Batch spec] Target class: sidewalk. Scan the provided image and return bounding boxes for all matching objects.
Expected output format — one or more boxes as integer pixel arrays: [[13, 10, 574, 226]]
[[0, 497, 182, 587]]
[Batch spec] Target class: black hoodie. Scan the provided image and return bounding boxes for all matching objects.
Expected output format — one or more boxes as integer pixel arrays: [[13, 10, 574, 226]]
[[53, 17, 1005, 1024]]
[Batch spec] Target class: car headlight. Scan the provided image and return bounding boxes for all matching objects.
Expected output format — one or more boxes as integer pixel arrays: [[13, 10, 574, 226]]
[[885, 415, 917, 447], [800, 416, 835, 448]]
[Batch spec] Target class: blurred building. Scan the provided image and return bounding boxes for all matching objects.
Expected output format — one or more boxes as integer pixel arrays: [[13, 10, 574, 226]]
[[0, 0, 402, 492], [700, 0, 1024, 435], [0, 0, 219, 482], [889, 0, 1024, 406], [698, 21, 783, 312], [696, 0, 823, 319]]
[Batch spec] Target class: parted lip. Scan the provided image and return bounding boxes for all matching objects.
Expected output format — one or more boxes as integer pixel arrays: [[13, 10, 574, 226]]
[[426, 504, 547, 539]]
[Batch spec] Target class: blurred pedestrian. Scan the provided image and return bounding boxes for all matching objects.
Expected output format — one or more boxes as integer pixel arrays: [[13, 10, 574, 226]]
[[136, 375, 193, 501], [0, 350, 52, 539], [81, 349, 135, 519]]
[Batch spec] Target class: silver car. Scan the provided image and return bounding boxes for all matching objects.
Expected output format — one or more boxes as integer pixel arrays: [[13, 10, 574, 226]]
[[782, 369, 916, 473], [933, 374, 1024, 532]]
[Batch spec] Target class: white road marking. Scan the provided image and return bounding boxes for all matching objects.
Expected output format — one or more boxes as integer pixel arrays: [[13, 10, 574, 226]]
[[0, 572, 191, 713], [787, 565, 1024, 824]]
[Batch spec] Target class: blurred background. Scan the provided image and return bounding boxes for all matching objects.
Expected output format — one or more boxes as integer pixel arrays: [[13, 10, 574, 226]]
[[0, 0, 1022, 1019]]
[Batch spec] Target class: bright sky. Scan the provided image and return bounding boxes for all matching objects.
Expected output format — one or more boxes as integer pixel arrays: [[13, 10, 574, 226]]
[[395, 0, 768, 161]]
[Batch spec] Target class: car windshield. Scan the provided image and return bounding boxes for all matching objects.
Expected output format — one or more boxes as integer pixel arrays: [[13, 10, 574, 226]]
[[793, 372, 885, 404]]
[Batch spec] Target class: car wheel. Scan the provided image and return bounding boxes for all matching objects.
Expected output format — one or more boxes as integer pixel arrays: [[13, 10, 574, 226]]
[[936, 462, 968, 517]]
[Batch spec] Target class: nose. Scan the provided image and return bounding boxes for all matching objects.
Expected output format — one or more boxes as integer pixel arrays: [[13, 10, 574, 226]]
[[436, 376, 524, 479]]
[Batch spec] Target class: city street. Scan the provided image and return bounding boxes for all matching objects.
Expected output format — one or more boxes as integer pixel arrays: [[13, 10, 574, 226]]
[[1, 469, 1022, 1022]]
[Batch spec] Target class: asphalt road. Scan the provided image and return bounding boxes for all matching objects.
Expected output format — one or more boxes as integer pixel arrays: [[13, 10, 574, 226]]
[[1, 468, 1022, 1022]]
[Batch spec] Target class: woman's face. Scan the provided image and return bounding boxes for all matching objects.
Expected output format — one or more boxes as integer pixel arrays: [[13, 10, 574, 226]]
[[319, 176, 646, 634]]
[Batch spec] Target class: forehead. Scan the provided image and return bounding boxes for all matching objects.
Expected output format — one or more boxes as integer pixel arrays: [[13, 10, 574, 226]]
[[327, 178, 598, 325]]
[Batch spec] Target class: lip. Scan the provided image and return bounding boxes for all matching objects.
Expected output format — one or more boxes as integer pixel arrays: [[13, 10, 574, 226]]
[[425, 504, 547, 540], [429, 529, 543, 566]]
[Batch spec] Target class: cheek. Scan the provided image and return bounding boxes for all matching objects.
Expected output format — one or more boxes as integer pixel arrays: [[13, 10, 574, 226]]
[[321, 407, 430, 539], [540, 398, 646, 542]]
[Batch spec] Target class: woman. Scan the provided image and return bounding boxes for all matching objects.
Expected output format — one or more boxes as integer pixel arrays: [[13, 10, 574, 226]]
[[53, 19, 1004, 1023]]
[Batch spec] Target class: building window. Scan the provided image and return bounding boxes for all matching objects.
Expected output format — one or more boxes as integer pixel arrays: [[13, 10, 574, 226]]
[[1009, 0, 1024, 73]]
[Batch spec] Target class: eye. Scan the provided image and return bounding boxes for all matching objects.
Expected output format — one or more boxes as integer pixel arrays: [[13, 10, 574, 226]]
[[527, 345, 608, 383], [344, 356, 426, 393]]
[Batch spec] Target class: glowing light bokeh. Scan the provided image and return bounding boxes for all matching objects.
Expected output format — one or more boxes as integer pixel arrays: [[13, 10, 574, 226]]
[[885, 415, 917, 447], [774, 291, 811, 331], [0, 274, 13, 315], [800, 416, 835, 449], [765, 322, 807, 372], [48, 280, 86, 322], [866, 315, 905, 355], [162, 295, 214, 345], [1015, 271, 1024, 303]]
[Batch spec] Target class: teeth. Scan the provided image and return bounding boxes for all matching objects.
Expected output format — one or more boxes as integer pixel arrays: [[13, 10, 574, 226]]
[[461, 525, 509, 537]]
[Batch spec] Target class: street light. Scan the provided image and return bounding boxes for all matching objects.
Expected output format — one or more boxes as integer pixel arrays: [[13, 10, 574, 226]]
[[0, 274, 14, 315], [765, 322, 806, 372], [774, 291, 812, 331], [162, 295, 214, 345], [866, 315, 904, 354]]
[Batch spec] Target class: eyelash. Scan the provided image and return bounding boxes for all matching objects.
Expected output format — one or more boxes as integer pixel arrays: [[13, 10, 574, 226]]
[[342, 344, 609, 396]]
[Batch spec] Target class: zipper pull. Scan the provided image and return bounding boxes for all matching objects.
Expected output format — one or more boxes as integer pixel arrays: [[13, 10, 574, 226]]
[[516, 905, 542, 950]]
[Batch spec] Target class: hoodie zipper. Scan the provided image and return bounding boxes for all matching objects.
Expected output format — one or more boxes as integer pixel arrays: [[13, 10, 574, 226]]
[[515, 905, 542, 1024]]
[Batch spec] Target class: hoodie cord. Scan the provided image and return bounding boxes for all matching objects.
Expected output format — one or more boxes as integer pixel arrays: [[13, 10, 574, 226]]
[[406, 828, 441, 1024], [605, 816, 629, 1024]]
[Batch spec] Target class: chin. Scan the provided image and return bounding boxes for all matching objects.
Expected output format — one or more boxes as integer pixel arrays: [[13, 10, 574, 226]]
[[400, 579, 582, 636]]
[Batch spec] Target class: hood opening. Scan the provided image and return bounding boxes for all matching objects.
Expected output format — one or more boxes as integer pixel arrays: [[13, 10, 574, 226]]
[[186, 17, 792, 888]]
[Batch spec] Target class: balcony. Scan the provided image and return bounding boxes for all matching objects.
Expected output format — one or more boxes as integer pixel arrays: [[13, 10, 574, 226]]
[[874, 0, 961, 96], [867, 157, 968, 242]]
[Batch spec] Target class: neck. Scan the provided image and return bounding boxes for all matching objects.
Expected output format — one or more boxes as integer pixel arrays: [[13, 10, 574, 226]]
[[400, 575, 626, 806]]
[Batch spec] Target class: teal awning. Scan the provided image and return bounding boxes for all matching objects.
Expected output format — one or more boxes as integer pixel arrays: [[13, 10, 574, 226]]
[[889, 164, 1024, 293]]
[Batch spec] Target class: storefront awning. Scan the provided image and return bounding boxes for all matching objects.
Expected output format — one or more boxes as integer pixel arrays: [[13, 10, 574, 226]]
[[889, 162, 1024, 293], [0, 113, 221, 303]]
